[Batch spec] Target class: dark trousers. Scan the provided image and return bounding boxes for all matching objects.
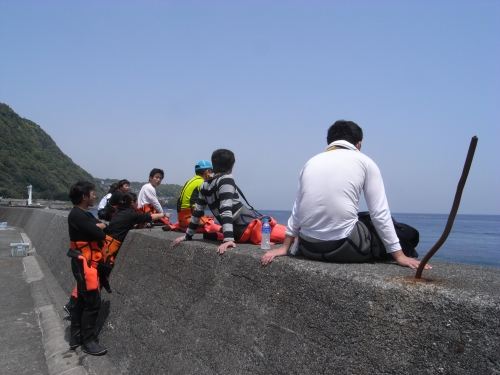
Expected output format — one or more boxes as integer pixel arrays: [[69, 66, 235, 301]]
[[70, 257, 101, 343], [299, 221, 373, 263]]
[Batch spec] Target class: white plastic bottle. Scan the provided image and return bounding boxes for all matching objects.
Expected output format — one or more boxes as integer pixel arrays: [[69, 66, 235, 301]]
[[261, 218, 271, 250]]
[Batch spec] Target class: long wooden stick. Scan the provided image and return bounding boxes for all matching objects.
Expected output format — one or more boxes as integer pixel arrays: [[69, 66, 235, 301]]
[[415, 136, 478, 279]]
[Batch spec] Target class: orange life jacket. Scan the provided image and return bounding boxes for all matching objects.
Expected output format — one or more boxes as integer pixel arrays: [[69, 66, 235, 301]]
[[178, 207, 194, 227], [70, 240, 107, 266], [200, 215, 286, 245], [167, 208, 220, 234], [236, 217, 287, 245], [103, 235, 122, 264], [136, 204, 171, 225], [136, 203, 156, 214]]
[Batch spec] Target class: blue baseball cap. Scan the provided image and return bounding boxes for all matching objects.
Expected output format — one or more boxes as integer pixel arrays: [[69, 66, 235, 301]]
[[194, 160, 212, 171]]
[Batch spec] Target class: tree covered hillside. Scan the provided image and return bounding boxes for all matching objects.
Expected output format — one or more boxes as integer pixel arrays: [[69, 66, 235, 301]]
[[0, 103, 102, 200]]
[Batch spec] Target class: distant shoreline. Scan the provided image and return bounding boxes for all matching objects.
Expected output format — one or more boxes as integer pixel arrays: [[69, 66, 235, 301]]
[[0, 201, 498, 216]]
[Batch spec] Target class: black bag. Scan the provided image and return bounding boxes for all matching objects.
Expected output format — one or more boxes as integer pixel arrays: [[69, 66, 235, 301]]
[[98, 208, 111, 221], [357, 212, 419, 259]]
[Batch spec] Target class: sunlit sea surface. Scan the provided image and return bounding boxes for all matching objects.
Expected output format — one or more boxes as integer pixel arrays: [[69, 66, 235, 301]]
[[94, 209, 500, 269]]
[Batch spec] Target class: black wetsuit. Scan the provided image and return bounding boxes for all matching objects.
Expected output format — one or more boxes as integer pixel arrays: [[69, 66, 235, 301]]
[[107, 208, 152, 243], [67, 207, 107, 345]]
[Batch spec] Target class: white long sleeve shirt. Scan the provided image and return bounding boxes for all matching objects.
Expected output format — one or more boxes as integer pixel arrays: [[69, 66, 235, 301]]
[[137, 183, 163, 213], [286, 140, 401, 253], [97, 193, 111, 210]]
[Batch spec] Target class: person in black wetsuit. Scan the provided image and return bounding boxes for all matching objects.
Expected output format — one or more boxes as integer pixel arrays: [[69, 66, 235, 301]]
[[107, 192, 164, 243], [64, 192, 166, 320], [105, 179, 131, 218], [67, 181, 108, 356]]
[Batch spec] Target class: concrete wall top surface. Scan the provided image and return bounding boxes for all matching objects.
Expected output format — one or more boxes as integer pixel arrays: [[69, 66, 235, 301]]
[[2, 206, 499, 374]]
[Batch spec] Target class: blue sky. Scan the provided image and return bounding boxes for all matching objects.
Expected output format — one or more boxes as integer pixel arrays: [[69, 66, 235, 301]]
[[1, 0, 499, 214]]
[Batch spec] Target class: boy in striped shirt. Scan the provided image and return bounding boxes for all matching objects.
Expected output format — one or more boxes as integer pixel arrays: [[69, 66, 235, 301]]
[[173, 149, 253, 254]]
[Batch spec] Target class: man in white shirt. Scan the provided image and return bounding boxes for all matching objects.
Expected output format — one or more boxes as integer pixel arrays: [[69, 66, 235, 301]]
[[261, 120, 431, 270], [137, 168, 171, 220]]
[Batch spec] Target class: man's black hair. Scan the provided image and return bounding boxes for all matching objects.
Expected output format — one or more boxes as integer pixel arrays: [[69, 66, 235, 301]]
[[69, 181, 95, 205], [149, 168, 164, 179], [120, 192, 137, 208], [195, 168, 211, 177], [326, 120, 363, 146], [211, 149, 235, 174], [117, 179, 130, 189]]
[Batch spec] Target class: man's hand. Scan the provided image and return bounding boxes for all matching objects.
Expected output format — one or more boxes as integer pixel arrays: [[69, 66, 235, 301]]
[[96, 223, 107, 230], [261, 235, 295, 266], [163, 212, 172, 220], [218, 241, 236, 254], [172, 236, 185, 247], [261, 247, 288, 266], [391, 250, 432, 270]]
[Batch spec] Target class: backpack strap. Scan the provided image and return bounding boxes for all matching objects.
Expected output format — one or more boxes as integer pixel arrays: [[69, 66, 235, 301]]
[[235, 185, 263, 216]]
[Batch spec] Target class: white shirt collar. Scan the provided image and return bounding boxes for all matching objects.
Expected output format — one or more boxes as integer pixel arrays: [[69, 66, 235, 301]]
[[325, 140, 358, 152]]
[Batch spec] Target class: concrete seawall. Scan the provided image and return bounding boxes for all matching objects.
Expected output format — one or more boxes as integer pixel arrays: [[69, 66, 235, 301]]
[[1, 207, 499, 374]]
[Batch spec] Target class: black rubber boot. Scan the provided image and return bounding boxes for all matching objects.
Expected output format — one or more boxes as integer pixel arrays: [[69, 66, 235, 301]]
[[63, 295, 78, 317], [82, 340, 107, 356], [70, 310, 83, 350], [69, 333, 83, 350]]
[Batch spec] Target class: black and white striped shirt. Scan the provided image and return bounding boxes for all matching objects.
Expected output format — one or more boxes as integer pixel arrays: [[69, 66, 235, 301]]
[[185, 174, 242, 242]]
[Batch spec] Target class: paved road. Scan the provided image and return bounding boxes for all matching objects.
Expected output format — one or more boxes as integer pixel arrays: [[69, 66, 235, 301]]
[[0, 227, 49, 375], [0, 226, 87, 375]]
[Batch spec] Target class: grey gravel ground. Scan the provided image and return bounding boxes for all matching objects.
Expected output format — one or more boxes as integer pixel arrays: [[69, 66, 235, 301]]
[[0, 226, 86, 375]]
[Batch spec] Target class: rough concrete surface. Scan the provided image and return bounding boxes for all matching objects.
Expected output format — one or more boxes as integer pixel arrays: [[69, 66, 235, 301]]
[[0, 225, 49, 375], [1, 207, 499, 375]]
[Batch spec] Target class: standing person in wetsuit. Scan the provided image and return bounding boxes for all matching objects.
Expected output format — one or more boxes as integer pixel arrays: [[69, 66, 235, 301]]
[[67, 181, 108, 356], [63, 193, 166, 315]]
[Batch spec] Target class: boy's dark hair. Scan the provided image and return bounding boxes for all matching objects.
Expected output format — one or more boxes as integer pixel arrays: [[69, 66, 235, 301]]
[[117, 179, 130, 189], [120, 192, 138, 208], [149, 168, 164, 179], [326, 120, 363, 146], [108, 183, 119, 194], [69, 181, 95, 205], [211, 149, 235, 174]]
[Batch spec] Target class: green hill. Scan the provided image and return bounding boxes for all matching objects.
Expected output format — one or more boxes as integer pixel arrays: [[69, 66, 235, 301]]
[[0, 103, 103, 200]]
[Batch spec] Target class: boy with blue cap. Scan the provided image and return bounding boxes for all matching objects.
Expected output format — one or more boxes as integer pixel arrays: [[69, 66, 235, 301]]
[[162, 160, 222, 235], [165, 160, 215, 229]]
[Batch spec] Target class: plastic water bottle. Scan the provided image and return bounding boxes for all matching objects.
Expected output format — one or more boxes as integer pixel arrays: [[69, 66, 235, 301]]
[[261, 219, 271, 250]]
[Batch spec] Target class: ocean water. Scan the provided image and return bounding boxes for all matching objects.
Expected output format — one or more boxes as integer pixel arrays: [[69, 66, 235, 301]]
[[261, 211, 500, 269], [98, 209, 500, 269]]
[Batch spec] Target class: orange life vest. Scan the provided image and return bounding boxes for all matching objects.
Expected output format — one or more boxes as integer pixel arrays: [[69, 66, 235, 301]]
[[200, 215, 286, 245], [70, 240, 107, 265], [103, 235, 122, 264], [136, 204, 171, 225], [236, 217, 287, 245], [167, 208, 220, 234]]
